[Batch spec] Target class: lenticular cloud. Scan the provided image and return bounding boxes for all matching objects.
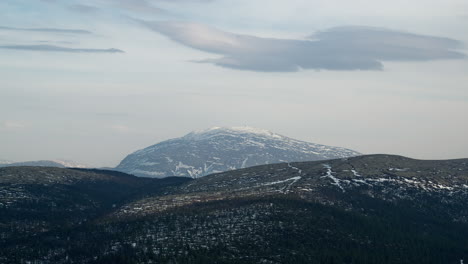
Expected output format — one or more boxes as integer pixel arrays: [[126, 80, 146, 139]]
[[144, 21, 466, 72]]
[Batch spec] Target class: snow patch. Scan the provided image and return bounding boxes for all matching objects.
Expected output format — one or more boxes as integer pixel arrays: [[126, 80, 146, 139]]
[[287, 163, 302, 174], [184, 126, 284, 140], [138, 161, 159, 166], [389, 168, 409, 172], [352, 179, 371, 185], [261, 176, 302, 187], [176, 161, 194, 170], [241, 157, 249, 168], [130, 169, 166, 177]]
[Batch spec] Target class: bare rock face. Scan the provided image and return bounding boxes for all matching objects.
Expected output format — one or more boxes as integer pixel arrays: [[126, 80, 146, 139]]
[[115, 127, 360, 178]]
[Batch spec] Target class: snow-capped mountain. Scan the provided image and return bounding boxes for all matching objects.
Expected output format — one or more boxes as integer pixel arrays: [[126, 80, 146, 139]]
[[115, 126, 360, 178]]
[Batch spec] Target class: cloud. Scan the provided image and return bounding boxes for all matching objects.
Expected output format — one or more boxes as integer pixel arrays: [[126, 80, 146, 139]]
[[40, 0, 211, 16], [67, 4, 100, 14], [110, 125, 131, 133], [111, 0, 165, 14], [37, 40, 77, 45], [0, 26, 92, 34], [0, 44, 124, 53], [1, 121, 28, 130], [143, 21, 466, 72]]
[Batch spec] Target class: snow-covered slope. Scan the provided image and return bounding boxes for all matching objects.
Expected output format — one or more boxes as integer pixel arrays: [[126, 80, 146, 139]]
[[116, 127, 360, 178]]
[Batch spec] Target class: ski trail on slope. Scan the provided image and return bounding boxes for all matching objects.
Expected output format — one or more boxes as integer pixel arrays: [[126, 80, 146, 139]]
[[351, 169, 361, 177], [283, 163, 302, 193], [321, 164, 345, 192]]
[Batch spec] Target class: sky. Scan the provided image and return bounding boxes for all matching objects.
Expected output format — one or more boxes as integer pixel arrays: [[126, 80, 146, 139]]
[[1, 0, 467, 167]]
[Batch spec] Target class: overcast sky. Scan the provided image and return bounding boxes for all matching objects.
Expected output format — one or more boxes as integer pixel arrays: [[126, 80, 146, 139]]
[[1, 0, 467, 167]]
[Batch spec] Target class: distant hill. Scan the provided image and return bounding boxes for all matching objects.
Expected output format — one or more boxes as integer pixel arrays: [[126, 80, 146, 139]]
[[1, 155, 467, 263], [0, 159, 88, 168], [116, 126, 360, 178], [0, 160, 13, 165], [0, 166, 191, 251], [113, 154, 468, 220]]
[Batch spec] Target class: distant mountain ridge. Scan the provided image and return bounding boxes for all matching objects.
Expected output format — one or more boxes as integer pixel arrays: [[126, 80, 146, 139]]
[[0, 159, 88, 168], [0, 160, 13, 165], [116, 126, 360, 178]]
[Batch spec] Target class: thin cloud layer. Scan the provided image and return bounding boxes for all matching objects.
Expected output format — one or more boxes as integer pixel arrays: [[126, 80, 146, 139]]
[[110, 0, 165, 14], [0, 26, 92, 34], [67, 4, 101, 14], [144, 21, 466, 72], [0, 44, 124, 53], [0, 26, 124, 55]]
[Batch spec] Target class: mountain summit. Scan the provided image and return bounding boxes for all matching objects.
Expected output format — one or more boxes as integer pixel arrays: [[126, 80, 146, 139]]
[[116, 127, 360, 178]]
